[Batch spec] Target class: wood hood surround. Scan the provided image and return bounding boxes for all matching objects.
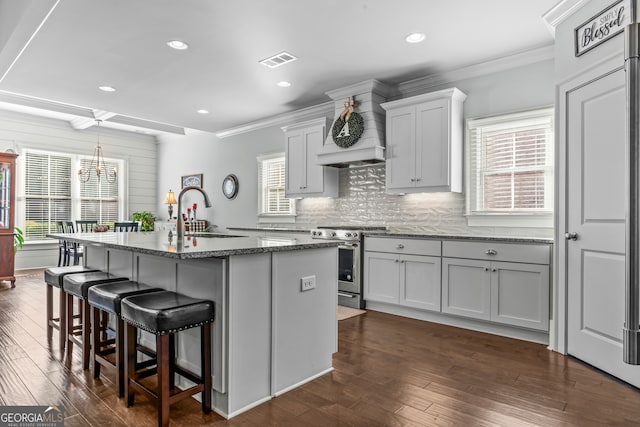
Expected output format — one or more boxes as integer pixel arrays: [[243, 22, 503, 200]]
[[316, 79, 394, 167]]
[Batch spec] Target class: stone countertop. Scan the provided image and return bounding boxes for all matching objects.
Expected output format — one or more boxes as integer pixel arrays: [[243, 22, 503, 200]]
[[364, 232, 554, 245], [48, 231, 341, 260], [227, 226, 312, 233]]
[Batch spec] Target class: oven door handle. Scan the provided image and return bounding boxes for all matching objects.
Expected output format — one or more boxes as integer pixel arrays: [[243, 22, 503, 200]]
[[338, 292, 356, 298]]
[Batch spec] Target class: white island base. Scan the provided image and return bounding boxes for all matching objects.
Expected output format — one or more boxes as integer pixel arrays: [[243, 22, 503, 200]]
[[84, 243, 338, 418]]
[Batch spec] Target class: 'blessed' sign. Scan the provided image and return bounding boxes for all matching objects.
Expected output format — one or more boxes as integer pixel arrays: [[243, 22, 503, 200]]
[[575, 0, 629, 56]]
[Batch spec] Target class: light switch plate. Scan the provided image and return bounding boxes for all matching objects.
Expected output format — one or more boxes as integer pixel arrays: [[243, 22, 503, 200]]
[[301, 275, 316, 291]]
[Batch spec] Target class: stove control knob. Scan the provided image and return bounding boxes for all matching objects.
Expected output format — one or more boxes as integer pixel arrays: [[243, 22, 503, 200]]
[[352, 232, 358, 239], [311, 231, 316, 236], [330, 232, 336, 237], [345, 232, 352, 237]]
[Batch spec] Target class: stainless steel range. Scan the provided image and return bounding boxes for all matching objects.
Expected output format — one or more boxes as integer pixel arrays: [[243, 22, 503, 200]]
[[310, 226, 386, 309]]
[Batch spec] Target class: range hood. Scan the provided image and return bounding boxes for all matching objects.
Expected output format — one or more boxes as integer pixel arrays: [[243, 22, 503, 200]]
[[317, 79, 393, 168]]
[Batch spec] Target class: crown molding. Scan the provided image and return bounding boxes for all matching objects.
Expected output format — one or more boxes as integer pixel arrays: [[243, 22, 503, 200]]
[[542, 0, 591, 37], [396, 45, 554, 98], [215, 101, 334, 139]]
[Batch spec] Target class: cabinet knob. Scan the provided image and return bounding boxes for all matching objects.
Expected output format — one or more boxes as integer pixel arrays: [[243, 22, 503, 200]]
[[395, 259, 399, 263], [485, 249, 497, 255], [397, 244, 405, 249], [492, 268, 497, 272], [484, 267, 489, 272], [416, 178, 421, 182], [410, 178, 415, 182], [400, 260, 405, 263]]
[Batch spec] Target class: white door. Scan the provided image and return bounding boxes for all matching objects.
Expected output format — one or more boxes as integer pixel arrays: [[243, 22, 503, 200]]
[[566, 67, 640, 387], [415, 98, 449, 187], [385, 105, 415, 190], [400, 254, 441, 312], [441, 257, 491, 321], [363, 251, 399, 304]]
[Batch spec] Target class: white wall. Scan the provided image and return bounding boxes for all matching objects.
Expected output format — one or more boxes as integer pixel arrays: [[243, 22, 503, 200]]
[[158, 58, 555, 238], [0, 110, 157, 268]]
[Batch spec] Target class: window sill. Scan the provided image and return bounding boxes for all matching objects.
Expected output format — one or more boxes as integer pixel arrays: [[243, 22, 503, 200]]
[[257, 214, 296, 224], [466, 212, 553, 228]]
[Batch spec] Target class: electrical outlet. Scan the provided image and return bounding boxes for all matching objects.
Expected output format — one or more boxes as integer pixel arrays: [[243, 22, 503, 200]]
[[301, 275, 316, 292]]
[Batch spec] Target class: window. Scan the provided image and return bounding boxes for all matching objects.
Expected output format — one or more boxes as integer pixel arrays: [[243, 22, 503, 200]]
[[23, 149, 124, 240], [257, 153, 295, 221], [466, 108, 554, 227]]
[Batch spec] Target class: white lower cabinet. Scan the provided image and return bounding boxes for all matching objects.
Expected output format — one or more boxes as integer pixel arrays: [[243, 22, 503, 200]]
[[364, 237, 442, 312], [441, 241, 551, 331], [364, 237, 552, 337]]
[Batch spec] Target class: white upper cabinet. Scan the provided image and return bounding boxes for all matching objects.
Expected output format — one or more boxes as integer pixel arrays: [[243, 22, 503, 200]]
[[381, 88, 466, 194], [282, 118, 338, 198]]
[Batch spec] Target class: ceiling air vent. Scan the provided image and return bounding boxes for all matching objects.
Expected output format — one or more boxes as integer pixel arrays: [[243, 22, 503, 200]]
[[259, 51, 297, 68]]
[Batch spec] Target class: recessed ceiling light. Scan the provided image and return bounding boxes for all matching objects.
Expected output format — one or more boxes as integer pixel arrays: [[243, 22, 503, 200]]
[[405, 32, 426, 43], [167, 40, 189, 50], [276, 81, 291, 87], [197, 109, 209, 114], [98, 85, 116, 92]]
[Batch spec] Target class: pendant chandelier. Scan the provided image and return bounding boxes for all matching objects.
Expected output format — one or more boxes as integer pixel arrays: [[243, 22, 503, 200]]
[[78, 119, 117, 183]]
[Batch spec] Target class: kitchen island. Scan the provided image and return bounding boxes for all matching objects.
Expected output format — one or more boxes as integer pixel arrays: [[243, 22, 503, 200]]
[[48, 230, 340, 418]]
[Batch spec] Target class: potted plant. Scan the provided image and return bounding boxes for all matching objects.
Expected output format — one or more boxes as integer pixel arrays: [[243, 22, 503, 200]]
[[13, 226, 23, 254], [131, 211, 155, 231]]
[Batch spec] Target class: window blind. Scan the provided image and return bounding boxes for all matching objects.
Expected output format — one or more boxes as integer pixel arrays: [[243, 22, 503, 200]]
[[258, 155, 294, 215], [467, 108, 553, 214], [24, 152, 72, 239], [79, 157, 119, 226]]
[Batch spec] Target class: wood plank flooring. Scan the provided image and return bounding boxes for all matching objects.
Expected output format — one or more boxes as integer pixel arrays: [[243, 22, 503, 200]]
[[1, 270, 640, 426]]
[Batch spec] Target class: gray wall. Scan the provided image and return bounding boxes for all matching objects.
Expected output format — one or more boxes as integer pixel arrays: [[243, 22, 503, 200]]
[[158, 58, 555, 238], [0, 110, 158, 268]]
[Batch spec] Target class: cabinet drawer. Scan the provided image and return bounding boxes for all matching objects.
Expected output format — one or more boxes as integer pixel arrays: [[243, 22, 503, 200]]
[[365, 237, 441, 256], [442, 240, 550, 264]]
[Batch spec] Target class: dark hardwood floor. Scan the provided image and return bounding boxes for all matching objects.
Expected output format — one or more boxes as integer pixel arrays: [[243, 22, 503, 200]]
[[1, 271, 640, 426]]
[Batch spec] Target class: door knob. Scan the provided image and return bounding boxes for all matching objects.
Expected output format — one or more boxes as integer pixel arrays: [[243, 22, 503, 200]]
[[565, 232, 578, 241]]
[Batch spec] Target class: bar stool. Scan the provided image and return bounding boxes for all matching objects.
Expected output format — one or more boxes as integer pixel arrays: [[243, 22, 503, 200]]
[[121, 291, 214, 427], [87, 281, 162, 397], [44, 266, 100, 351], [62, 272, 129, 369]]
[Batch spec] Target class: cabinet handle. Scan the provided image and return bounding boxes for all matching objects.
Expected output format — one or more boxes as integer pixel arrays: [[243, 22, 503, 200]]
[[485, 249, 497, 255], [397, 244, 405, 249]]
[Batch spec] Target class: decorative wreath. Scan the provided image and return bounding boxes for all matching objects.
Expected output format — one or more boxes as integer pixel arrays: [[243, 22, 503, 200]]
[[332, 112, 364, 148]]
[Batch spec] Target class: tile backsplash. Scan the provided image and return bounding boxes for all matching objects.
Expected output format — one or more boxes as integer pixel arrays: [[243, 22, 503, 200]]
[[269, 164, 553, 238]]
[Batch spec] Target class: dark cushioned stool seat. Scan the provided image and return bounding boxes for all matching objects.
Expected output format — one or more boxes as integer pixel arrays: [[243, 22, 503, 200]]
[[87, 281, 162, 397], [45, 265, 99, 288], [88, 281, 162, 315], [44, 266, 100, 352], [63, 271, 128, 299], [121, 291, 215, 335], [121, 290, 214, 427], [62, 271, 129, 370]]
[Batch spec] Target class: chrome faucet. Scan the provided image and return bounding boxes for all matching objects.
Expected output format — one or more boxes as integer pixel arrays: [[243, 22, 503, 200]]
[[177, 186, 212, 240]]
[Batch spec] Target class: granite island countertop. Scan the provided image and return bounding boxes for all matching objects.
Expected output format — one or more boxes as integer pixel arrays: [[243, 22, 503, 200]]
[[48, 230, 341, 259], [363, 232, 554, 245]]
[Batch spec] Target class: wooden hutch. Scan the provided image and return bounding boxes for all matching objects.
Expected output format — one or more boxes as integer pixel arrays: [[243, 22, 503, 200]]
[[0, 152, 17, 288]]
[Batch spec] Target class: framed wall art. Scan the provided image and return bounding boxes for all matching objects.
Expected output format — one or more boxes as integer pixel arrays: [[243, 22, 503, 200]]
[[181, 173, 203, 189]]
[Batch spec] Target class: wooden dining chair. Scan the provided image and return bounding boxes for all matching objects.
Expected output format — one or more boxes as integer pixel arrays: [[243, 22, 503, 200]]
[[113, 222, 139, 232]]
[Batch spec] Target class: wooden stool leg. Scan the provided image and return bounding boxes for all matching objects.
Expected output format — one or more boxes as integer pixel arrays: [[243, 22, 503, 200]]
[[82, 300, 91, 370], [91, 306, 101, 378], [157, 334, 170, 427], [169, 334, 176, 390], [116, 317, 125, 398], [201, 323, 212, 413], [125, 323, 136, 407], [65, 293, 74, 367], [59, 289, 66, 352], [46, 284, 53, 341]]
